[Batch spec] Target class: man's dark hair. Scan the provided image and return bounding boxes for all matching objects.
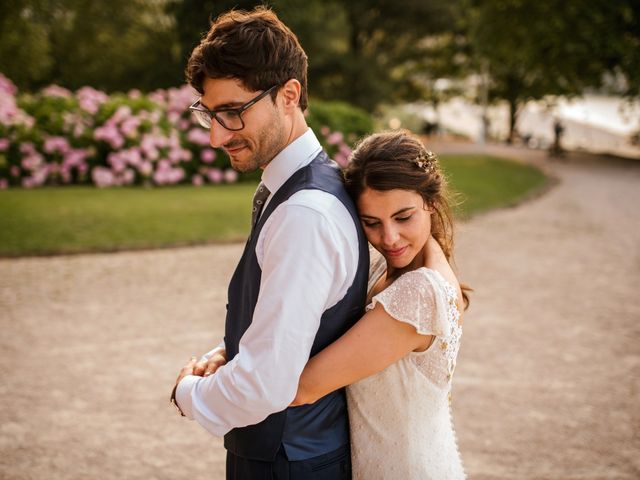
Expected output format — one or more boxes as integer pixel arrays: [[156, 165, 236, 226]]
[[186, 7, 309, 111]]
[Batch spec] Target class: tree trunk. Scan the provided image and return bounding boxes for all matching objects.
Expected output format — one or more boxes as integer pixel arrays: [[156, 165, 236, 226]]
[[507, 97, 519, 144]]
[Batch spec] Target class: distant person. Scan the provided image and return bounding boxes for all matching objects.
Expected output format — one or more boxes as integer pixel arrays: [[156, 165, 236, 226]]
[[171, 7, 369, 479], [550, 117, 565, 157], [291, 131, 471, 478]]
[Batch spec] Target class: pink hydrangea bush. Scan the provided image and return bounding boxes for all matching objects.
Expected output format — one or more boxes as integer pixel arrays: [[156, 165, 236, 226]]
[[0, 72, 361, 188]]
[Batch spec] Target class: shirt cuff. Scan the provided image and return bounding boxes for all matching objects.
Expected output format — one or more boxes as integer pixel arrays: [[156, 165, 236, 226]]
[[175, 375, 201, 419]]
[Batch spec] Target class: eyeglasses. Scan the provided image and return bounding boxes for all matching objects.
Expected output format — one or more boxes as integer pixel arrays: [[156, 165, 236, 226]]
[[188, 85, 279, 131]]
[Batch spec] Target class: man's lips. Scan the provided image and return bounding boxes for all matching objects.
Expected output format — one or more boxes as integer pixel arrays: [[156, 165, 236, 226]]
[[384, 246, 408, 257], [224, 143, 248, 155]]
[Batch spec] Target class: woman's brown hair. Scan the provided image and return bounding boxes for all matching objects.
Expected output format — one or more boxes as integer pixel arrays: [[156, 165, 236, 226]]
[[186, 6, 309, 110], [344, 130, 471, 309]]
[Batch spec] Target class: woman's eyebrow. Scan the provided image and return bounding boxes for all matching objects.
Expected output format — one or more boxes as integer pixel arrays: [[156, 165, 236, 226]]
[[359, 206, 415, 220]]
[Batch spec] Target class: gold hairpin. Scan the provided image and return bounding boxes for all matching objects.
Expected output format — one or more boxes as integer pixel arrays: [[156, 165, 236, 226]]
[[412, 151, 438, 174]]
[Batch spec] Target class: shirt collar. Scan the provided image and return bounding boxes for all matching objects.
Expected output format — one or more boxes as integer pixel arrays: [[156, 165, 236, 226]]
[[261, 128, 323, 194]]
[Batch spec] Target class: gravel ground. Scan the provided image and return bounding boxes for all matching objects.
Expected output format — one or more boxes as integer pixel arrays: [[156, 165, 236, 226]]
[[1, 145, 638, 479]]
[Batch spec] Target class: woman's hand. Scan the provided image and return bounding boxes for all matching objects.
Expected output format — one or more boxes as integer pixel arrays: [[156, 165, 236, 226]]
[[290, 385, 313, 407]]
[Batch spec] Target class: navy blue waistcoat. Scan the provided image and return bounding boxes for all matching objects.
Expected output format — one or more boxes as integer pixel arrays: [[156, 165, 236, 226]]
[[223, 152, 369, 462]]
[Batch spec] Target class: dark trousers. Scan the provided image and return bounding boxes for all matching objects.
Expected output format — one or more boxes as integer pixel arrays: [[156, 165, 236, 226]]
[[226, 444, 351, 480]]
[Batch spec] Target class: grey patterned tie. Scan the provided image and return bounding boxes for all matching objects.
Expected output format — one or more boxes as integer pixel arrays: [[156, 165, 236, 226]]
[[251, 182, 270, 228]]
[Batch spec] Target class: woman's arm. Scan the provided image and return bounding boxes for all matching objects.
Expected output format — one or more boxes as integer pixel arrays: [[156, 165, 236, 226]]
[[292, 303, 433, 405]]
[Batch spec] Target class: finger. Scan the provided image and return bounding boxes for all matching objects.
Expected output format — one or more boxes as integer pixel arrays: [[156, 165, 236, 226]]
[[193, 361, 206, 376], [204, 359, 225, 377]]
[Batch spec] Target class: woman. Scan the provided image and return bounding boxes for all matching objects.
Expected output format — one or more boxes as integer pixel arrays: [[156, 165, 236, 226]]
[[291, 130, 470, 479]]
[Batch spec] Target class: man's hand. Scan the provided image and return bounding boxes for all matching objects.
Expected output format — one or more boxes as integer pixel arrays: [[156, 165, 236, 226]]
[[175, 357, 198, 387], [193, 349, 227, 377]]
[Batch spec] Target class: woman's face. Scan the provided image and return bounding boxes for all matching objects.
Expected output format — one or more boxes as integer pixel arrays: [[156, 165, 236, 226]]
[[357, 188, 432, 272]]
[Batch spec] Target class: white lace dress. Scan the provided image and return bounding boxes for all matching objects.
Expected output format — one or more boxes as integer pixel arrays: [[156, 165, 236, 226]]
[[347, 257, 466, 479]]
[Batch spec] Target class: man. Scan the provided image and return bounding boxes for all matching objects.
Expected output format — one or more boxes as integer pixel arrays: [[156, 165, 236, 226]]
[[171, 7, 369, 479]]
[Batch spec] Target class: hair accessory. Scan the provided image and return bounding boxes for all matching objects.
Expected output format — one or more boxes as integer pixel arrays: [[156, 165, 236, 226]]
[[412, 150, 438, 174]]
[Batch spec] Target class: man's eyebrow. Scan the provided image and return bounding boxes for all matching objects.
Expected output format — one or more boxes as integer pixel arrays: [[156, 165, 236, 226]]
[[200, 99, 243, 111]]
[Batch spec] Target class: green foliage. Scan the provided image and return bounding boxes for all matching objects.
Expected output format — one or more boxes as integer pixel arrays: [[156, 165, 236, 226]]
[[440, 155, 549, 218], [1, 0, 182, 92], [0, 155, 550, 256], [452, 0, 640, 140], [307, 99, 373, 141], [169, 0, 459, 111], [0, 184, 258, 256]]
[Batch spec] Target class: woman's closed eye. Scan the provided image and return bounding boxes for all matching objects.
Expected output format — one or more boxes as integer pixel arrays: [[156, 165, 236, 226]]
[[362, 215, 412, 228]]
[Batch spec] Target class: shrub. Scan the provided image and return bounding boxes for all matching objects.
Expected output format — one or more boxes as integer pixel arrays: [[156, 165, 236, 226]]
[[0, 73, 372, 188]]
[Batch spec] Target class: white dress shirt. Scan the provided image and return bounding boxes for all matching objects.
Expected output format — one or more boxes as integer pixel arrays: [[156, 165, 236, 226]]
[[175, 128, 359, 436]]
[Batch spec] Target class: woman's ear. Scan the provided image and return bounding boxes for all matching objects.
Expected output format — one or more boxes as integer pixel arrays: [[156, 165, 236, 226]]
[[279, 79, 302, 112]]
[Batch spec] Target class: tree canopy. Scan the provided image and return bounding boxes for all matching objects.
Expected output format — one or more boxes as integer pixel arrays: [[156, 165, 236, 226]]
[[1, 0, 638, 119]]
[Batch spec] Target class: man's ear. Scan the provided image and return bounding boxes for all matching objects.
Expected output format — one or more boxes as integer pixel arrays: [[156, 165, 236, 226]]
[[279, 79, 302, 112]]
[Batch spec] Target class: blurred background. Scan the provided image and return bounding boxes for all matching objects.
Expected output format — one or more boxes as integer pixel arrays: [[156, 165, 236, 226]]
[[1, 0, 638, 161]]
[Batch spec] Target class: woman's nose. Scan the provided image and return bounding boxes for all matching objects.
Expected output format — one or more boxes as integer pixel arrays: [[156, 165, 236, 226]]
[[381, 224, 400, 246]]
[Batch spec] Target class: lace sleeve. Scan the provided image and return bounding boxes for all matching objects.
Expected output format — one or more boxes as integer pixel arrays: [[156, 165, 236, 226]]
[[369, 268, 450, 337]]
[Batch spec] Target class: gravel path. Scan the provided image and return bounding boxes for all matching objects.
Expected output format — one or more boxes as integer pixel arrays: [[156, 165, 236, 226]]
[[1, 145, 638, 479]]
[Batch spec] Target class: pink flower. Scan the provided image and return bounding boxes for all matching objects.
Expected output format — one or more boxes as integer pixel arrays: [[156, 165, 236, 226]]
[[206, 168, 223, 184], [320, 126, 330, 136], [19, 143, 36, 155], [333, 152, 348, 168], [94, 123, 125, 149], [223, 169, 238, 183], [21, 153, 44, 170], [339, 143, 352, 157], [77, 86, 109, 115], [10, 166, 20, 177], [139, 161, 153, 176], [200, 149, 216, 164], [120, 116, 141, 138], [0, 73, 17, 96], [42, 84, 73, 98], [107, 152, 127, 173], [192, 174, 204, 186], [0, 179, 8, 189], [153, 166, 184, 185], [187, 128, 211, 147], [43, 136, 71, 155], [128, 89, 141, 99], [111, 106, 133, 124], [326, 131, 344, 145], [122, 169, 135, 185], [0, 138, 8, 150], [92, 167, 116, 187], [180, 149, 193, 161]]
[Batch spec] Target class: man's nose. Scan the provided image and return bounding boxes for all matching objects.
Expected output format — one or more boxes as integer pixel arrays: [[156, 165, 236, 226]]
[[209, 120, 234, 148]]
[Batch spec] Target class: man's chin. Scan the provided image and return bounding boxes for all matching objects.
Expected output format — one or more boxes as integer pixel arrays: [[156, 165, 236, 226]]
[[230, 156, 257, 174]]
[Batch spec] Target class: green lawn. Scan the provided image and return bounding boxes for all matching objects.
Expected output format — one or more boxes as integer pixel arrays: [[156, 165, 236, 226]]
[[442, 155, 549, 217], [0, 155, 549, 256]]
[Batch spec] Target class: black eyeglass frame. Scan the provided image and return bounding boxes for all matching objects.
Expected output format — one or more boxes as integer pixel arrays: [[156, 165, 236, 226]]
[[188, 84, 280, 131]]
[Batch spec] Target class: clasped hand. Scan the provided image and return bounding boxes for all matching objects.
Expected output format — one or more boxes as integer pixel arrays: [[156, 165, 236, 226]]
[[174, 349, 227, 387]]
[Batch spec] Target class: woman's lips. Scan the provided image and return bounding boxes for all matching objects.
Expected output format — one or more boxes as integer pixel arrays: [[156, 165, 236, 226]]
[[384, 246, 408, 257]]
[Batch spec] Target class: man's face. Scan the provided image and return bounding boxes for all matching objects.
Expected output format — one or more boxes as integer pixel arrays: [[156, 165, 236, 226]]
[[200, 77, 288, 173]]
